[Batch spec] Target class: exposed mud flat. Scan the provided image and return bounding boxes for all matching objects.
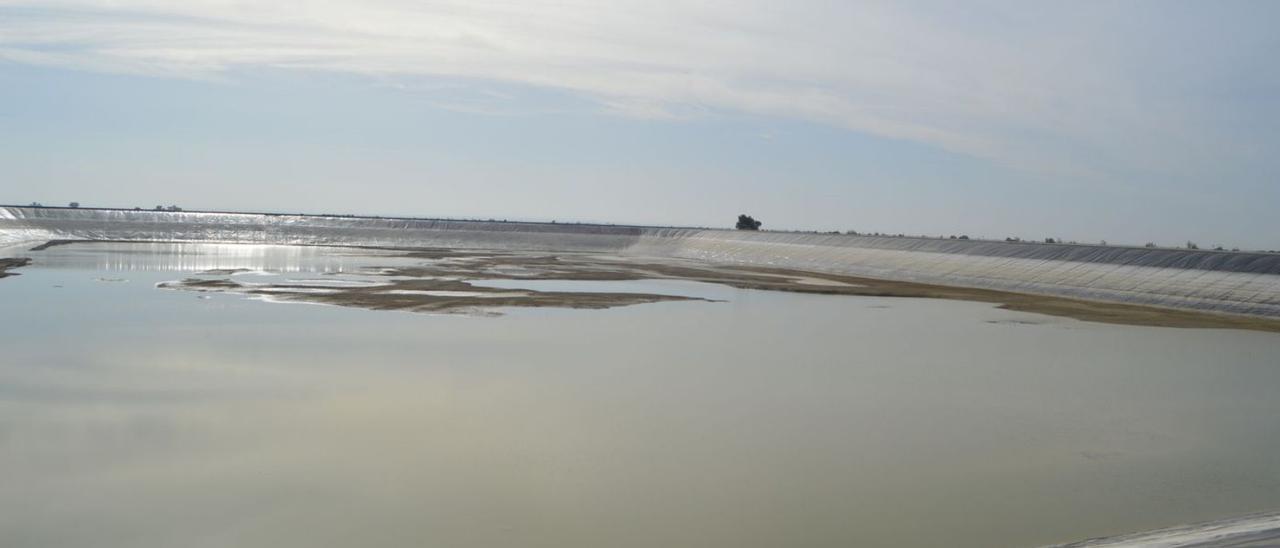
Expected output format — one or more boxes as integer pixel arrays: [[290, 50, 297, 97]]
[[157, 250, 722, 314], [154, 247, 1280, 331], [0, 257, 30, 278], [159, 275, 704, 314]]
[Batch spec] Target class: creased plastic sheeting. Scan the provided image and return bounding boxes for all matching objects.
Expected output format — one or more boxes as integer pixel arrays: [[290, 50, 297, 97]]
[[3, 206, 1280, 318], [636, 232, 1280, 317], [646, 229, 1280, 274], [1043, 509, 1280, 547], [0, 207, 57, 253], [0, 206, 646, 251]]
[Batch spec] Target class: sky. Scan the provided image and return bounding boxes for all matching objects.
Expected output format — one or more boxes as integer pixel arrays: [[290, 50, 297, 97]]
[[0, 1, 1277, 249]]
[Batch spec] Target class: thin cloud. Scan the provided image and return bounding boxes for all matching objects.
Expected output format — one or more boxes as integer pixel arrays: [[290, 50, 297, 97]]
[[0, 0, 1270, 180]]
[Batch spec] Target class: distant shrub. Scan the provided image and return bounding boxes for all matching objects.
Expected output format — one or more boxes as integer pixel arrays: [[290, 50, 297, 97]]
[[735, 214, 763, 230]]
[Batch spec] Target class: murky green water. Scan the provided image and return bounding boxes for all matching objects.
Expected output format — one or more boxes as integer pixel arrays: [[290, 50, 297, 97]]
[[2, 243, 1279, 548]]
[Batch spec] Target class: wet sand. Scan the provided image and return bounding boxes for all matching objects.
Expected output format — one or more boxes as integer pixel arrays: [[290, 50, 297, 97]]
[[0, 257, 30, 278], [153, 247, 1280, 332], [160, 274, 707, 314]]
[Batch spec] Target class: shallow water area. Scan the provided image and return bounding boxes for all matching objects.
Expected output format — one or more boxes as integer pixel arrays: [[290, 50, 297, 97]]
[[2, 242, 1280, 548], [470, 277, 740, 300]]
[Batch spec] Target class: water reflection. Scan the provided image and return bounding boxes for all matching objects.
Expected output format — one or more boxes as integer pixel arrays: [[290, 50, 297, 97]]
[[27, 242, 409, 274], [2, 243, 1280, 548]]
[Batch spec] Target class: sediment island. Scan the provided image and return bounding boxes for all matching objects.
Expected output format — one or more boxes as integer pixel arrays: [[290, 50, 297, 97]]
[[0, 257, 30, 278]]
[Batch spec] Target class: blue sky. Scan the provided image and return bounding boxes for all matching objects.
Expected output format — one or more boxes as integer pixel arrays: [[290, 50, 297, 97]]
[[1, 1, 1277, 249]]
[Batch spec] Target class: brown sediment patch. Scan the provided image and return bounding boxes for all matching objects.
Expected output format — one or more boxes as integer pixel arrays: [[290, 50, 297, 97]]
[[142, 244, 1280, 331], [158, 273, 709, 314], [195, 268, 254, 276], [163, 278, 242, 291], [367, 251, 1280, 332], [0, 257, 32, 279], [28, 240, 81, 251]]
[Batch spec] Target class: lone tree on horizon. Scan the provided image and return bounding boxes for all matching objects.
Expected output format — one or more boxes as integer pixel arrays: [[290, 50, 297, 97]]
[[736, 214, 763, 230]]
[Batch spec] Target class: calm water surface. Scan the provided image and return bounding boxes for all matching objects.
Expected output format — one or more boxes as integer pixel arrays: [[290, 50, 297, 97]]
[[2, 243, 1279, 548]]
